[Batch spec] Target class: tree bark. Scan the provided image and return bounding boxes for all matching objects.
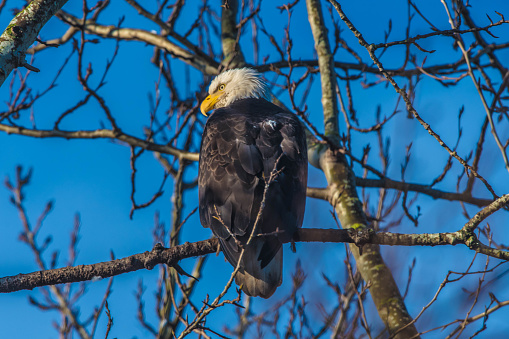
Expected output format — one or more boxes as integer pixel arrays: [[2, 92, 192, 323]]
[[0, 0, 69, 86], [3, 222, 509, 294], [220, 0, 245, 69], [306, 0, 419, 337]]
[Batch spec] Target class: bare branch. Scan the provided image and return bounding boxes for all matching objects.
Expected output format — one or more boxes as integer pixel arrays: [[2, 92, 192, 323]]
[[57, 10, 220, 75], [0, 125, 199, 161], [3, 224, 509, 294]]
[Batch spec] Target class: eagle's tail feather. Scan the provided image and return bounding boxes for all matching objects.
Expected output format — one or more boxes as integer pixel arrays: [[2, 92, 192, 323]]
[[235, 246, 282, 299]]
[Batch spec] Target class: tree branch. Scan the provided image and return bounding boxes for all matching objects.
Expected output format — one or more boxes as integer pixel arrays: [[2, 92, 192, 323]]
[[0, 123, 496, 207], [354, 177, 493, 207], [3, 225, 509, 294], [57, 10, 220, 75], [27, 25, 78, 54], [307, 0, 418, 336], [0, 240, 217, 294], [220, 0, 245, 69], [326, 0, 498, 200], [306, 0, 339, 142], [0, 0, 69, 86], [0, 124, 199, 161]]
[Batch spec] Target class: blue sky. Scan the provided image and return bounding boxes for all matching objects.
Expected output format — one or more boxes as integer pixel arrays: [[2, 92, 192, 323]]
[[1, 0, 509, 338]]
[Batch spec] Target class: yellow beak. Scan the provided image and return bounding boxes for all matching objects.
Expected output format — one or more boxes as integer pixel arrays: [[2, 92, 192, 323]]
[[200, 92, 223, 116]]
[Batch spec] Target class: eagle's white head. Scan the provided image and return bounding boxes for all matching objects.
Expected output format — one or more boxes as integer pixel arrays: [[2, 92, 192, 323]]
[[200, 68, 271, 116]]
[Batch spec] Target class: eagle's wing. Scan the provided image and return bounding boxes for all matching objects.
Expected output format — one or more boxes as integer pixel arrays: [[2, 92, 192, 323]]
[[198, 98, 307, 298]]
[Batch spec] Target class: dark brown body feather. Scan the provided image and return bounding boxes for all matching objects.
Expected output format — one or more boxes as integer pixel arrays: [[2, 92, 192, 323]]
[[198, 98, 307, 298]]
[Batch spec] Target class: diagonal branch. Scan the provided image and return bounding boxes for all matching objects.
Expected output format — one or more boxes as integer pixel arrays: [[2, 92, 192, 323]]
[[57, 10, 219, 75], [0, 0, 70, 86], [4, 222, 509, 294], [326, 0, 498, 200], [372, 18, 509, 50]]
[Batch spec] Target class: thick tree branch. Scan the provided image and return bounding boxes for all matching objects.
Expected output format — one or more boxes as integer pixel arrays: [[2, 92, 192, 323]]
[[462, 194, 509, 233], [0, 0, 69, 86], [309, 149, 421, 338], [3, 223, 509, 294], [57, 11, 220, 75], [221, 0, 245, 69]]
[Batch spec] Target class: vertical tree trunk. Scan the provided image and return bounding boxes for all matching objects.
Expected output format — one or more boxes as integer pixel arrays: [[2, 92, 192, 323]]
[[305, 0, 419, 337], [221, 0, 245, 69]]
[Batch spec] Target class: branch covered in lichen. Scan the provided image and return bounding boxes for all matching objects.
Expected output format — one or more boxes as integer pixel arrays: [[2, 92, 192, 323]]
[[306, 0, 339, 143], [0, 0, 69, 86], [306, 0, 418, 337], [220, 0, 245, 69], [3, 225, 508, 294], [57, 10, 220, 75]]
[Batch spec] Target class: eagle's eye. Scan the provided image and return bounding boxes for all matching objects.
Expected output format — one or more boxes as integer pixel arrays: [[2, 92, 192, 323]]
[[219, 84, 225, 91]]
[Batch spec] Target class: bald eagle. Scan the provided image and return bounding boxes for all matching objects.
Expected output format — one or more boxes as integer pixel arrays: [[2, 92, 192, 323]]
[[199, 68, 307, 298]]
